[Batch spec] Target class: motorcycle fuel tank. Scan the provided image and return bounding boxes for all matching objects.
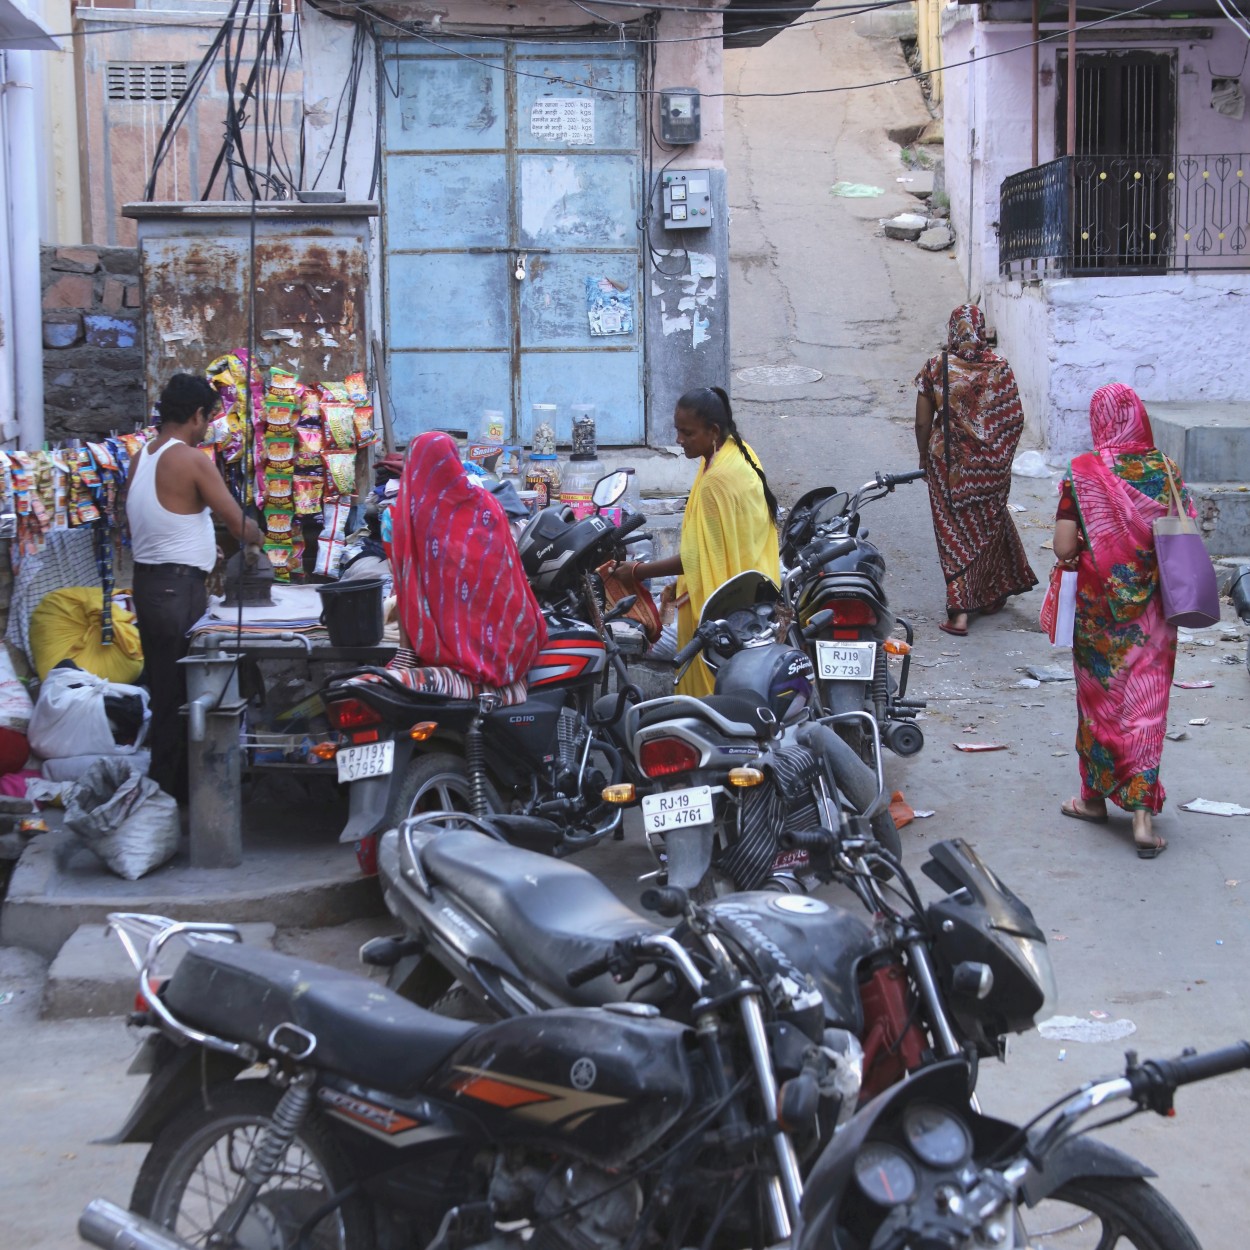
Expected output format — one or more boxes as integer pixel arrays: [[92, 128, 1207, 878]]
[[527, 620, 607, 690], [707, 893, 881, 1033], [432, 1008, 695, 1167]]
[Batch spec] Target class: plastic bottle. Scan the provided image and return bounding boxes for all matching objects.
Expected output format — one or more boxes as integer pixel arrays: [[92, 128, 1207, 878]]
[[560, 453, 604, 521], [525, 452, 562, 508]]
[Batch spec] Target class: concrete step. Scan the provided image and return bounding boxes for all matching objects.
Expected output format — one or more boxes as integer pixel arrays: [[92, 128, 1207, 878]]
[[1150, 403, 1250, 485], [42, 921, 276, 1020], [1192, 484, 1250, 558]]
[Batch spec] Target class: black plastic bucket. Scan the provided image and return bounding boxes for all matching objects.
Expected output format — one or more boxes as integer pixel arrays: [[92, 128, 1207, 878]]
[[317, 578, 385, 648]]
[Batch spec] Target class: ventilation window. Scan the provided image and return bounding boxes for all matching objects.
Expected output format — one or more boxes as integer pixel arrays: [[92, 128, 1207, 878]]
[[106, 62, 188, 102]]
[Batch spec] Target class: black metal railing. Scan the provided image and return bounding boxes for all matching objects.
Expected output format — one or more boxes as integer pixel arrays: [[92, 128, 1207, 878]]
[[999, 153, 1250, 275]]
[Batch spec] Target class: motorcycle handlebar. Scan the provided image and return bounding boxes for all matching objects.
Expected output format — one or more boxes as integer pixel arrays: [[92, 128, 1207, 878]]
[[800, 537, 856, 572], [1132, 1041, 1250, 1101], [640, 885, 689, 917], [673, 632, 707, 667], [880, 468, 926, 486], [615, 510, 648, 538], [777, 828, 836, 853]]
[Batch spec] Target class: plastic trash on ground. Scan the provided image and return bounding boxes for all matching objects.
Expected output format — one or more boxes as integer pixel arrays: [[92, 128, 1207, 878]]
[[830, 181, 884, 197], [1180, 798, 1250, 817], [888, 790, 915, 829], [63, 757, 180, 880], [1011, 449, 1053, 478]]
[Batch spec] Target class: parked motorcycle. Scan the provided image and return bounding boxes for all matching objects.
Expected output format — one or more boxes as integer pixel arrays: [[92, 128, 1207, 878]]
[[597, 569, 900, 899], [797, 1040, 1250, 1250], [1233, 564, 1250, 675], [781, 471, 928, 763], [80, 906, 858, 1250], [371, 808, 1054, 1120], [321, 474, 646, 858]]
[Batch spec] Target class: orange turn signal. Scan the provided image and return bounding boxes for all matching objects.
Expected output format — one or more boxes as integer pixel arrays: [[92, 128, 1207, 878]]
[[409, 721, 438, 741], [884, 638, 911, 656], [728, 766, 765, 788], [310, 742, 338, 760], [602, 783, 636, 804]]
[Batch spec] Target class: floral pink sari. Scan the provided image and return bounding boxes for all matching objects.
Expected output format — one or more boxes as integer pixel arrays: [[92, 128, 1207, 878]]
[[1064, 384, 1193, 813]]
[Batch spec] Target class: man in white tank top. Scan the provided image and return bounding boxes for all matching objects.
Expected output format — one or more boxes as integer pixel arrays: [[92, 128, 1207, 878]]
[[126, 374, 262, 802]]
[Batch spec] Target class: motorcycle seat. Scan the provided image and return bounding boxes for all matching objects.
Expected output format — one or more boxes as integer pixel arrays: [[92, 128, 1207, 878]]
[[636, 693, 775, 739], [421, 829, 666, 1005], [162, 940, 475, 1096]]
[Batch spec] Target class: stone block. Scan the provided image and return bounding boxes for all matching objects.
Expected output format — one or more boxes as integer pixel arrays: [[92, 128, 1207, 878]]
[[102, 276, 128, 313], [882, 213, 928, 241], [124, 283, 142, 308], [1191, 483, 1250, 558], [50, 371, 75, 388], [42, 315, 82, 349], [901, 171, 935, 198], [51, 246, 100, 274], [917, 224, 955, 251], [1149, 403, 1250, 484], [100, 247, 140, 277], [42, 273, 94, 311], [83, 314, 138, 350]]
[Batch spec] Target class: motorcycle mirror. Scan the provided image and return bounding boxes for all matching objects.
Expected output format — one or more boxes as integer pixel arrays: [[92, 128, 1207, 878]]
[[592, 471, 630, 509]]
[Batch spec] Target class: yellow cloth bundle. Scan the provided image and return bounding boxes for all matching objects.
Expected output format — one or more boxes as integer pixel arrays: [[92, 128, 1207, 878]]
[[676, 440, 780, 696], [30, 587, 144, 685]]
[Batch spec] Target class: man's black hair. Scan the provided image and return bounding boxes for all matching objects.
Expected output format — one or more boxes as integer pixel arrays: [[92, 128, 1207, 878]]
[[157, 373, 219, 425]]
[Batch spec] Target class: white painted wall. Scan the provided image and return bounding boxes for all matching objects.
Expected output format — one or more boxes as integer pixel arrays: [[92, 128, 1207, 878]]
[[986, 278, 1050, 448]]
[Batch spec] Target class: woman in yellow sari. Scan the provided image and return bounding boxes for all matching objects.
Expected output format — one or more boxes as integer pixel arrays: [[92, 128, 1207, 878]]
[[634, 387, 780, 695]]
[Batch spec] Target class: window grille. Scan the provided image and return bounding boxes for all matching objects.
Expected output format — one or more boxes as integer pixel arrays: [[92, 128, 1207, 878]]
[[106, 62, 188, 103]]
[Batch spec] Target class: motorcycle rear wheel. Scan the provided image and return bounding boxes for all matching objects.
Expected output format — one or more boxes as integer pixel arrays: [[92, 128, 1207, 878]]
[[1018, 1177, 1202, 1249], [387, 750, 504, 827], [131, 1080, 372, 1250]]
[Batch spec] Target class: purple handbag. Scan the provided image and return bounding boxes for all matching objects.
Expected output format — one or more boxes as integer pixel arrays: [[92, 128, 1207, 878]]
[[1153, 461, 1220, 628]]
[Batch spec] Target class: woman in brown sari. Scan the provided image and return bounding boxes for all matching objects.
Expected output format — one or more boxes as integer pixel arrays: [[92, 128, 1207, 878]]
[[915, 304, 1037, 636]]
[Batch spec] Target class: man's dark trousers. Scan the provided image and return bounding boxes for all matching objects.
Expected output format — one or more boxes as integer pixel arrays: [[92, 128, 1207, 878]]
[[133, 562, 207, 804]]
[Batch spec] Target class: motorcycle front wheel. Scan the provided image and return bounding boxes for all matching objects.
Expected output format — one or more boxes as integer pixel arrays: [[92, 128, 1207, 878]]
[[1018, 1177, 1201, 1250], [131, 1080, 372, 1249]]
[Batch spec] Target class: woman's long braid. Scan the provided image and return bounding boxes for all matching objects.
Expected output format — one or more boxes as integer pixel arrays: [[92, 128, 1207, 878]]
[[706, 385, 780, 524]]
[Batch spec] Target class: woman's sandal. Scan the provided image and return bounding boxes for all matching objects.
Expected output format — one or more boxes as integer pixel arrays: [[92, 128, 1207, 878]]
[[1135, 836, 1168, 860], [938, 620, 968, 637], [1060, 797, 1108, 824]]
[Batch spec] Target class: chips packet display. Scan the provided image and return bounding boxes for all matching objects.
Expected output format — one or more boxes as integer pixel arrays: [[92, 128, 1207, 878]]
[[315, 535, 345, 578], [322, 403, 357, 451], [264, 431, 296, 469], [264, 507, 295, 538], [352, 405, 376, 446], [264, 472, 294, 502], [295, 422, 323, 467], [293, 472, 324, 516], [323, 451, 356, 497], [268, 367, 300, 396], [264, 540, 293, 583], [263, 399, 297, 428], [345, 372, 369, 404], [320, 381, 349, 404]]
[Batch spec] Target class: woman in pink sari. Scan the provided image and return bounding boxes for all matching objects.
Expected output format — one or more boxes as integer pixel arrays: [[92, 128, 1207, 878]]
[[1050, 384, 1194, 858]]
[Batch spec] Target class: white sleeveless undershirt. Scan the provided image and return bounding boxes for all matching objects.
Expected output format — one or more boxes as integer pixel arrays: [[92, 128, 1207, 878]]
[[126, 440, 216, 572]]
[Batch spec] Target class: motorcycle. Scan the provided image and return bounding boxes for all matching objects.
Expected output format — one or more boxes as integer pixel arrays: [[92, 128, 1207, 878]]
[[780, 471, 928, 763], [321, 472, 647, 859], [370, 808, 1055, 1120], [1233, 564, 1250, 674], [596, 569, 900, 899], [79, 905, 863, 1250], [796, 1040, 1250, 1250]]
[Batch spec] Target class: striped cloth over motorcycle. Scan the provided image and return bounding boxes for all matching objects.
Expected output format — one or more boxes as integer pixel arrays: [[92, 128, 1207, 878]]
[[391, 432, 547, 686], [349, 664, 528, 706]]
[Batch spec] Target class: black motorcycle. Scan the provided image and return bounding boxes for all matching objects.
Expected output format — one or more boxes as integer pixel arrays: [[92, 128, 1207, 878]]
[[79, 905, 856, 1250], [796, 1041, 1250, 1250], [321, 474, 647, 859], [781, 471, 928, 763], [370, 808, 1055, 1124]]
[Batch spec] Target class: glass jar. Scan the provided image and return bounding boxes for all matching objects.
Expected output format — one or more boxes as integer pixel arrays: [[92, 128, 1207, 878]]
[[524, 453, 562, 508], [530, 404, 558, 454], [570, 404, 598, 458], [560, 454, 604, 521]]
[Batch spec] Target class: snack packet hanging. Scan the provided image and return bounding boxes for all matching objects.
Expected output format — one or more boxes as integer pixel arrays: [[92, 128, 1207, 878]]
[[293, 473, 324, 516], [264, 398, 297, 428], [322, 495, 351, 541], [322, 403, 357, 451], [301, 389, 322, 421], [268, 366, 300, 396], [295, 422, 323, 466], [264, 430, 297, 470], [264, 507, 295, 539], [264, 540, 293, 583], [315, 536, 345, 578], [323, 451, 357, 498], [264, 472, 294, 502], [352, 405, 376, 446], [320, 381, 349, 404], [345, 372, 369, 404]]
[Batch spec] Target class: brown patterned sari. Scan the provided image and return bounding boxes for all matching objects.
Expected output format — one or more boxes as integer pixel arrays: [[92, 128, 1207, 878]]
[[915, 305, 1037, 615]]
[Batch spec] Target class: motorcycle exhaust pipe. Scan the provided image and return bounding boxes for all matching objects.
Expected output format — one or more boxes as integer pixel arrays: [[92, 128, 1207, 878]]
[[79, 1199, 200, 1250]]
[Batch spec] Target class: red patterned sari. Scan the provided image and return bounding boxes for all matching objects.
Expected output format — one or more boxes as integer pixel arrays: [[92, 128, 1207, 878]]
[[1064, 384, 1194, 813], [915, 305, 1037, 615]]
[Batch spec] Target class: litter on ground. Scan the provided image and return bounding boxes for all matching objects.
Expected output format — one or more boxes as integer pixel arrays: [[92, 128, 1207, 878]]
[[888, 791, 916, 829], [1189, 717, 1210, 726], [1026, 665, 1073, 682], [1180, 799, 1250, 817], [953, 743, 1008, 752], [1038, 1015, 1137, 1043], [1174, 679, 1214, 689], [830, 181, 884, 197], [1166, 730, 1189, 742]]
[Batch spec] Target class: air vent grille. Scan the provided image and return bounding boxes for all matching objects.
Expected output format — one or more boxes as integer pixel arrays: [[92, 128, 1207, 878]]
[[106, 62, 188, 103]]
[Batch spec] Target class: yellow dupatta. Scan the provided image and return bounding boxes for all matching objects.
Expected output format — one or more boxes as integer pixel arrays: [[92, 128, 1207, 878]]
[[676, 439, 780, 696]]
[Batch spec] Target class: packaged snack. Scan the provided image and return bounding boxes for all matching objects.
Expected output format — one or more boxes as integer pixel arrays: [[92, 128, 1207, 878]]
[[323, 450, 357, 497], [322, 495, 352, 541], [295, 422, 323, 466], [75, 498, 101, 525], [345, 371, 369, 404], [301, 390, 322, 421], [322, 403, 357, 450], [88, 441, 119, 472], [315, 536, 345, 578], [352, 405, 376, 446], [268, 366, 300, 395], [293, 473, 324, 516], [264, 431, 296, 468], [264, 540, 293, 583], [265, 507, 294, 538], [264, 399, 297, 428], [265, 472, 293, 501], [321, 381, 349, 404], [287, 534, 306, 579]]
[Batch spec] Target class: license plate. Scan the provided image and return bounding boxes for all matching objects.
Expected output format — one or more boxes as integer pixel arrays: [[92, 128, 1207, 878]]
[[336, 740, 395, 783], [816, 640, 877, 681], [641, 785, 714, 834]]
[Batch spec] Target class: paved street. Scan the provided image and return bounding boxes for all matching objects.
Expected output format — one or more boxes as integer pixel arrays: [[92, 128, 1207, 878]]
[[2, 15, 1249, 1250]]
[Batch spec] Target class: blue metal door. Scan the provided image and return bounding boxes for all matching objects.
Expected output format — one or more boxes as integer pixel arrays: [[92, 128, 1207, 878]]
[[381, 39, 643, 446]]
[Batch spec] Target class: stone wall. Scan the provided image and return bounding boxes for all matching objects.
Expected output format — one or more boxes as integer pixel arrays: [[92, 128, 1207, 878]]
[[41, 244, 145, 441]]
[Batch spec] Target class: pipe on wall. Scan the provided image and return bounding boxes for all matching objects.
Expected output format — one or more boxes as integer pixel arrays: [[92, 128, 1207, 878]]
[[0, 54, 15, 442], [2, 49, 45, 448]]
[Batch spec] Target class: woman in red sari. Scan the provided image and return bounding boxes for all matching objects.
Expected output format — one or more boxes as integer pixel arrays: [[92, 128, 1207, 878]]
[[915, 305, 1037, 636], [1051, 384, 1194, 858]]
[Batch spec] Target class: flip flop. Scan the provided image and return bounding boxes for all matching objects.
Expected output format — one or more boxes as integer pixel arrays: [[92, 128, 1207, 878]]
[[938, 621, 968, 637], [1060, 798, 1108, 825], [1136, 836, 1168, 860]]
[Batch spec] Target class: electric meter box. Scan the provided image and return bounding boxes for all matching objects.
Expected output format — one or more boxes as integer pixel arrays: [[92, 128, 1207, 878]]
[[660, 88, 701, 144], [662, 169, 713, 230]]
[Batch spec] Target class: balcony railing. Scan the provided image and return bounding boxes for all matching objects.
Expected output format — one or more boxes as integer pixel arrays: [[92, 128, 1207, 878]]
[[999, 153, 1250, 276]]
